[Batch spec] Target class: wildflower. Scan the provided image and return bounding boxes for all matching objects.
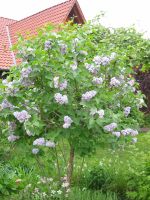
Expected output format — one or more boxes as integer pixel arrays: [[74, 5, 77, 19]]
[[121, 129, 131, 136], [81, 90, 97, 101], [104, 123, 117, 132], [130, 129, 138, 136], [54, 93, 68, 105], [33, 138, 45, 146], [13, 110, 31, 123], [8, 134, 20, 142], [110, 77, 121, 87], [45, 140, 56, 148], [45, 40, 52, 50], [92, 77, 103, 85], [112, 131, 121, 137], [57, 190, 62, 195], [62, 182, 69, 188], [21, 67, 32, 78], [32, 148, 39, 154], [63, 116, 73, 129], [110, 52, 116, 60], [124, 107, 131, 117]]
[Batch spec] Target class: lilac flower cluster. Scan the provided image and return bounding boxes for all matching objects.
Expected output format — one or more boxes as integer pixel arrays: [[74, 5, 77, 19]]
[[63, 116, 73, 128], [110, 77, 121, 87], [8, 134, 20, 142], [21, 67, 32, 78], [81, 90, 97, 101], [124, 107, 131, 117], [85, 63, 99, 74], [8, 121, 16, 132], [54, 93, 68, 105], [1, 100, 13, 110], [59, 43, 67, 55], [93, 53, 116, 66], [90, 109, 105, 118], [112, 131, 121, 137], [44, 40, 52, 50], [33, 138, 55, 148], [121, 129, 138, 136], [53, 77, 67, 91], [13, 110, 31, 123], [32, 148, 39, 154], [92, 77, 103, 85], [2, 80, 19, 96], [104, 123, 117, 132]]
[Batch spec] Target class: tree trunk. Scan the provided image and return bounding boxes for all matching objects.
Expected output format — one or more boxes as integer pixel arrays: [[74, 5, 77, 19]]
[[66, 145, 74, 186]]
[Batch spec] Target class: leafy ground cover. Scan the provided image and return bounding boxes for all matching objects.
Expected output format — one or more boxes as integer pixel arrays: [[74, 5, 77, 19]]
[[0, 131, 149, 199]]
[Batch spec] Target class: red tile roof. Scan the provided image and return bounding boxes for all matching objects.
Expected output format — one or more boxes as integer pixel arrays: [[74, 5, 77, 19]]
[[0, 17, 17, 69], [0, 0, 85, 70]]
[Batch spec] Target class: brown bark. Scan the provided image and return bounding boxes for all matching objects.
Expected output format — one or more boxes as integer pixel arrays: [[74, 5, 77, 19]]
[[66, 145, 75, 186]]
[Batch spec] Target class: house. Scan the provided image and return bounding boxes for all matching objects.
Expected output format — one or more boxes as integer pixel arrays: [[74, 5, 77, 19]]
[[0, 0, 85, 72]]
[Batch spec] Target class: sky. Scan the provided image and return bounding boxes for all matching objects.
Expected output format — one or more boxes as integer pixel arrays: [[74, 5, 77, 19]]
[[0, 0, 150, 38]]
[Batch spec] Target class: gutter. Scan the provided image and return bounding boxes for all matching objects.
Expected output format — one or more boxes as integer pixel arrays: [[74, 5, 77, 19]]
[[6, 25, 17, 66]]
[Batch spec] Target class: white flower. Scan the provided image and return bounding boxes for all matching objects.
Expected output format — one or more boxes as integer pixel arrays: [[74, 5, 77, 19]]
[[70, 61, 77, 71], [62, 182, 69, 188], [57, 190, 62, 195], [97, 109, 105, 118]]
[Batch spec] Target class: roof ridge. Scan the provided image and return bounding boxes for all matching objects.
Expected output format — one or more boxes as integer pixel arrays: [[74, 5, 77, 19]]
[[9, 0, 74, 27], [0, 16, 16, 21]]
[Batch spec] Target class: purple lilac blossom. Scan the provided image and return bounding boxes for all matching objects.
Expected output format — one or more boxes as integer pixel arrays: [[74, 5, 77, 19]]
[[59, 80, 67, 91], [97, 110, 105, 118], [85, 63, 99, 75], [112, 131, 121, 137], [33, 138, 45, 146], [21, 67, 32, 78], [93, 56, 101, 65], [1, 100, 13, 110], [60, 44, 67, 55], [110, 77, 121, 87], [54, 93, 68, 105], [13, 110, 31, 123], [124, 107, 131, 117], [92, 77, 103, 85], [8, 121, 16, 132], [8, 135, 19, 142], [101, 56, 110, 66], [81, 90, 97, 101], [44, 40, 52, 50], [104, 123, 117, 132], [53, 77, 59, 88], [63, 116, 73, 129], [45, 140, 56, 148], [32, 148, 39, 154]]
